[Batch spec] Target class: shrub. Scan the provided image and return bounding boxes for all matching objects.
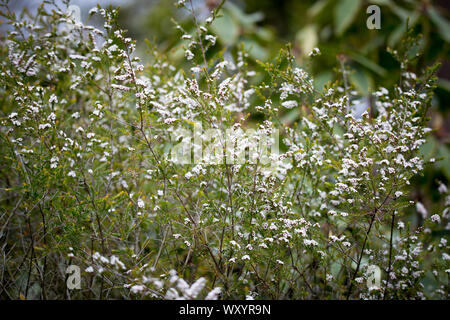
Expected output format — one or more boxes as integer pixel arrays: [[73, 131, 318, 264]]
[[0, 0, 448, 300]]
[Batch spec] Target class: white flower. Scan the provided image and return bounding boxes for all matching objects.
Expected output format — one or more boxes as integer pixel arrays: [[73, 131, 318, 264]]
[[49, 94, 58, 103], [85, 266, 94, 273], [165, 288, 179, 300], [416, 202, 427, 219], [431, 214, 441, 223], [191, 66, 202, 74], [205, 287, 221, 300], [100, 256, 109, 264], [229, 240, 241, 249], [368, 285, 380, 292], [185, 277, 205, 299], [185, 49, 194, 60], [130, 285, 145, 294], [68, 171, 76, 177], [205, 34, 216, 45], [50, 156, 59, 169], [308, 47, 321, 57], [137, 198, 145, 209], [47, 112, 56, 122], [110, 255, 126, 269], [438, 182, 448, 194], [176, 278, 190, 293], [39, 123, 51, 130], [72, 112, 80, 119], [281, 100, 298, 109], [242, 255, 250, 261], [303, 239, 318, 246]]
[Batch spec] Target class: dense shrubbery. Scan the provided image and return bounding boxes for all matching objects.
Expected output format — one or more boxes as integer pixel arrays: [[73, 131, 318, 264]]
[[0, 0, 448, 299]]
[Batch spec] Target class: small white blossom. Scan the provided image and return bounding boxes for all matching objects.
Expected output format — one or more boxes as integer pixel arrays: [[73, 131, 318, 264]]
[[431, 214, 441, 223], [67, 171, 76, 177]]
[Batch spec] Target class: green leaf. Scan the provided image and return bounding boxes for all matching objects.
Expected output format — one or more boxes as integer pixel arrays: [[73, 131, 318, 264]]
[[334, 0, 361, 36], [437, 144, 450, 180], [428, 7, 450, 43], [242, 39, 268, 61], [437, 78, 450, 92], [281, 108, 300, 125], [308, 0, 330, 17], [295, 25, 318, 56], [255, 28, 274, 42], [210, 11, 239, 46], [419, 136, 437, 161], [314, 71, 333, 91], [349, 68, 372, 95], [350, 52, 387, 77], [225, 2, 263, 28]]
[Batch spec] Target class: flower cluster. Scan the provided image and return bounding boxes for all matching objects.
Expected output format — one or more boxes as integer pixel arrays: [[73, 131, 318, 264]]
[[0, 0, 447, 300]]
